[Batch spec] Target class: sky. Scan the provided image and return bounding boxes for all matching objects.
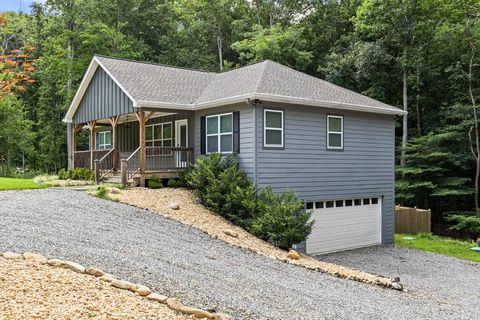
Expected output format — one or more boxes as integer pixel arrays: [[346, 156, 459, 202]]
[[0, 0, 46, 13]]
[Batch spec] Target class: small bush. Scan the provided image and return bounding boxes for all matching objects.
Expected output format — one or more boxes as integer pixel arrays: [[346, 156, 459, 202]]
[[95, 186, 109, 199], [167, 178, 180, 188], [447, 212, 480, 239], [186, 153, 257, 228], [148, 175, 163, 189], [58, 168, 67, 180], [57, 167, 94, 181], [251, 187, 314, 250]]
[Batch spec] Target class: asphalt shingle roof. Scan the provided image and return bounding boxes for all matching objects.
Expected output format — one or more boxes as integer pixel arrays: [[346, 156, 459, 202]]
[[95, 55, 402, 114]]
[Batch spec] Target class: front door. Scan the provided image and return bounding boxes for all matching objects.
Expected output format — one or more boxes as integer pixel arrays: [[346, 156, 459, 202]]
[[175, 119, 188, 166]]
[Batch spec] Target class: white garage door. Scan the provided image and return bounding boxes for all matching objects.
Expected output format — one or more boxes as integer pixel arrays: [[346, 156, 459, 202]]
[[306, 197, 382, 255]]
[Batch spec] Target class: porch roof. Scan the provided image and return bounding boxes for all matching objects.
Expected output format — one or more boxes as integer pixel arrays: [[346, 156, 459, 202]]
[[64, 55, 405, 123]]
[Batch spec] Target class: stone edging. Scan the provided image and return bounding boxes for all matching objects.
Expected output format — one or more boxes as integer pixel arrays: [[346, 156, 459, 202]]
[[1, 251, 231, 320]]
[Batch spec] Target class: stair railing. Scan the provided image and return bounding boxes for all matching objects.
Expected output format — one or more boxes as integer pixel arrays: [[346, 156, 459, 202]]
[[94, 148, 115, 183], [121, 146, 141, 185]]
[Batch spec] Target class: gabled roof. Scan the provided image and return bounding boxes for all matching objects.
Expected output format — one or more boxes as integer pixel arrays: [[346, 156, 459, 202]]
[[64, 55, 405, 122]]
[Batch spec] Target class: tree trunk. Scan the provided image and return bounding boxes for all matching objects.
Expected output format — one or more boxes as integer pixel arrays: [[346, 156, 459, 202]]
[[217, 31, 223, 71], [468, 44, 480, 211], [254, 0, 262, 25], [416, 71, 421, 135], [400, 67, 408, 167], [66, 1, 74, 93]]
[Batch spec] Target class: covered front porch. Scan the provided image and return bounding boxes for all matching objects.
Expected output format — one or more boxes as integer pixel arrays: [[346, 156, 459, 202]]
[[70, 109, 194, 186]]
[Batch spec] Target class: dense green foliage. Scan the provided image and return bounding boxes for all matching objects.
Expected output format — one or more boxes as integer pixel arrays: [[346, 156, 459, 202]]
[[1, 0, 480, 235], [186, 153, 313, 249], [395, 233, 480, 262], [57, 167, 94, 180], [147, 175, 163, 189], [186, 153, 257, 228], [252, 187, 314, 250], [447, 212, 480, 240]]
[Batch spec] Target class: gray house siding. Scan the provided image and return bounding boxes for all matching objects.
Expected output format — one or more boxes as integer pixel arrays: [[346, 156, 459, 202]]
[[72, 67, 134, 124], [255, 103, 395, 244], [193, 103, 255, 179]]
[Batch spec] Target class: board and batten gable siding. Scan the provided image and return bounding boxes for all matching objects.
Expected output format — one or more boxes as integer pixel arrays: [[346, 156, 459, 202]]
[[72, 67, 134, 124], [193, 103, 255, 179], [255, 103, 396, 244]]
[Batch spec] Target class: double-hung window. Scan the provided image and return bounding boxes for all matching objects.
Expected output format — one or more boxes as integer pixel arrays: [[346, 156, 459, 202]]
[[146, 122, 172, 147], [327, 115, 343, 149], [264, 109, 284, 147], [97, 131, 112, 150], [206, 113, 233, 153]]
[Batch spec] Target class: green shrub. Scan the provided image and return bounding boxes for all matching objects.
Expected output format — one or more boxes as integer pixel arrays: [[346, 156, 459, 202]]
[[186, 153, 257, 228], [251, 187, 314, 250], [447, 212, 480, 239], [167, 178, 180, 188], [58, 168, 67, 180], [148, 175, 163, 189], [58, 168, 94, 181], [95, 186, 109, 199], [185, 153, 314, 247]]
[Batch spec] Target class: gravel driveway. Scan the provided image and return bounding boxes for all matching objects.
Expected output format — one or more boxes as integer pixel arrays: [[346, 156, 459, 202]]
[[0, 189, 478, 320], [321, 246, 480, 319]]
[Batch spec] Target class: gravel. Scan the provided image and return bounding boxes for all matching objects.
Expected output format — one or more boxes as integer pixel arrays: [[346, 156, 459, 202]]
[[321, 246, 480, 318], [0, 189, 478, 320]]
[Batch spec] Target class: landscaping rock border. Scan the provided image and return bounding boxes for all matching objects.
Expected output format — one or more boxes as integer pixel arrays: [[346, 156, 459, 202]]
[[1, 251, 231, 320]]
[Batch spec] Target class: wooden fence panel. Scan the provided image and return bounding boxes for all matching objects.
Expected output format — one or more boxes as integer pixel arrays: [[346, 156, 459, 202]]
[[395, 206, 431, 234]]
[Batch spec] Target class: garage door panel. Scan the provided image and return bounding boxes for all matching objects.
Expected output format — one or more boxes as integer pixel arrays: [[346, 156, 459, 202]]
[[308, 226, 380, 242], [306, 198, 381, 255], [309, 224, 380, 239], [310, 215, 378, 229]]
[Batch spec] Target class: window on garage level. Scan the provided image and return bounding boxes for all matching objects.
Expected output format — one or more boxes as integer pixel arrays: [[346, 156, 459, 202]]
[[264, 109, 284, 148], [327, 115, 343, 149]]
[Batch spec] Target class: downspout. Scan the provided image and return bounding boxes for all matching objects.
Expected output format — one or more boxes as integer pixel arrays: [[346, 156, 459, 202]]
[[248, 98, 259, 193]]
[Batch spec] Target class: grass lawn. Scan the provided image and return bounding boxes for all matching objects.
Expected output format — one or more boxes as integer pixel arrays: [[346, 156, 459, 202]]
[[395, 233, 480, 262], [0, 177, 48, 191]]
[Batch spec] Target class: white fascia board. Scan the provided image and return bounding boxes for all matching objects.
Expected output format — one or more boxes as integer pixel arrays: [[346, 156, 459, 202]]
[[62, 56, 138, 123], [137, 93, 406, 116], [252, 93, 407, 116]]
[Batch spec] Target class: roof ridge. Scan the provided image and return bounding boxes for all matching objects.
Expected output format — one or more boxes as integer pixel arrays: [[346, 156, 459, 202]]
[[264, 60, 393, 108], [94, 54, 217, 74], [254, 60, 269, 94]]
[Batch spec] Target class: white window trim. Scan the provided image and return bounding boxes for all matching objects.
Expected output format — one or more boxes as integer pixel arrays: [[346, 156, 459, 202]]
[[97, 131, 112, 150], [146, 121, 173, 147], [327, 115, 343, 150], [264, 109, 284, 148], [206, 112, 233, 154]]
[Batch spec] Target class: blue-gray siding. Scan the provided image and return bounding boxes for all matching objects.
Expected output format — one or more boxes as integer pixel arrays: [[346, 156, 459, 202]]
[[193, 103, 255, 179], [72, 68, 134, 124], [254, 103, 395, 244]]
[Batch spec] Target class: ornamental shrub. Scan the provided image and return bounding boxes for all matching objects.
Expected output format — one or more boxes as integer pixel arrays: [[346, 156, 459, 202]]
[[148, 175, 163, 189], [447, 212, 480, 240], [186, 153, 256, 228], [58, 167, 94, 181], [186, 153, 314, 247], [251, 186, 314, 250], [167, 177, 180, 188]]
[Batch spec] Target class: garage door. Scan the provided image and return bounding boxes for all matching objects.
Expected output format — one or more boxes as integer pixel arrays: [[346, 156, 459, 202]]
[[306, 197, 382, 255]]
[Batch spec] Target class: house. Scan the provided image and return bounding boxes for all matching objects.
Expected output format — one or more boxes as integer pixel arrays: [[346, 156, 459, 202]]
[[64, 55, 405, 254]]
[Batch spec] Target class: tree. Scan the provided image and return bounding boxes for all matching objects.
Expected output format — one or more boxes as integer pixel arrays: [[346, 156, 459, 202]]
[[231, 23, 313, 71]]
